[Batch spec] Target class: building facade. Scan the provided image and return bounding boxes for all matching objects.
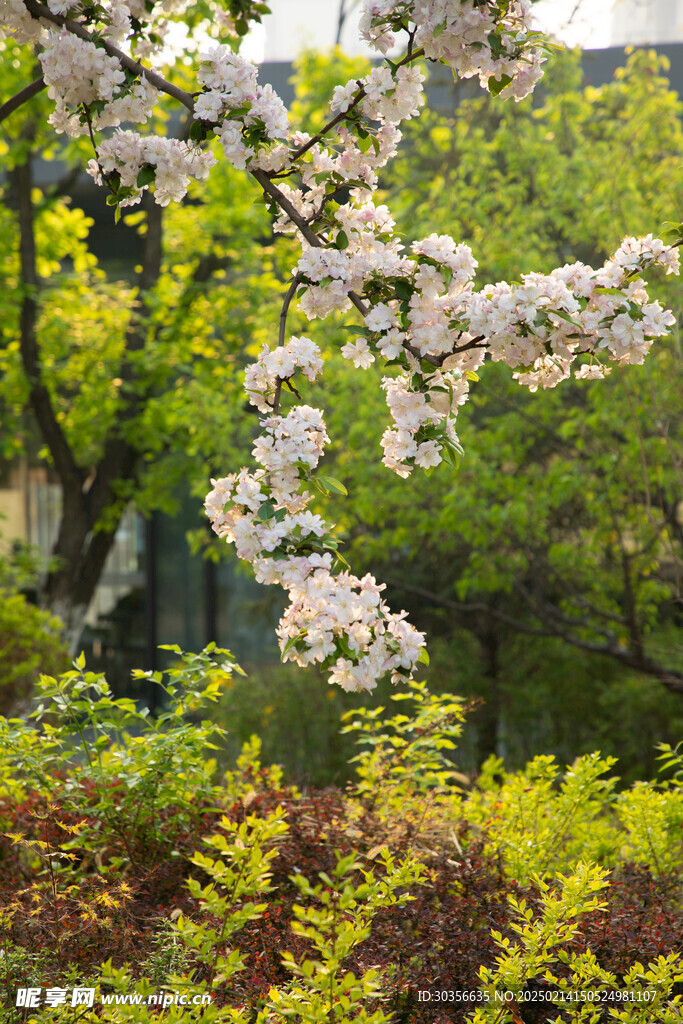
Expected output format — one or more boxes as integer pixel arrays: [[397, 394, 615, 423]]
[[611, 0, 683, 46]]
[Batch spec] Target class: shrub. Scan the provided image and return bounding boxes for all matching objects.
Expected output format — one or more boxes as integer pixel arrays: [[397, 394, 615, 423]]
[[0, 652, 681, 1023], [0, 589, 68, 716]]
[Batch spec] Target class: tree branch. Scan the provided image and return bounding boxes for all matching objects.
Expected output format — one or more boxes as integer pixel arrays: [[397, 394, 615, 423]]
[[386, 574, 683, 695], [382, 576, 556, 638], [22, 0, 195, 112], [0, 77, 46, 124], [250, 168, 321, 247], [512, 578, 683, 695], [279, 275, 302, 347], [251, 170, 473, 369], [288, 46, 425, 162]]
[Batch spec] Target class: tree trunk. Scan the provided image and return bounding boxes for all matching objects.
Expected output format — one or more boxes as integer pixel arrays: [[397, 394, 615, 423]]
[[41, 507, 120, 655], [475, 623, 501, 763], [12, 154, 162, 653]]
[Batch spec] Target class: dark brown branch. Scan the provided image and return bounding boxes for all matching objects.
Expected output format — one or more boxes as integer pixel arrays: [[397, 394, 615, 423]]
[[279, 275, 302, 348], [23, 0, 194, 112], [271, 278, 303, 415], [621, 549, 644, 662], [512, 578, 626, 647], [386, 575, 683, 696], [542, 567, 628, 629], [251, 168, 321, 247], [382, 576, 555, 638], [290, 88, 368, 162], [0, 77, 46, 124], [512, 578, 683, 695]]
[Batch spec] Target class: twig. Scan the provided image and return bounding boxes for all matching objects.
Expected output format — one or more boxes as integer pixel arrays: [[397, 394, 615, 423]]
[[290, 87, 368, 162], [252, 172, 484, 369], [288, 46, 425, 163], [251, 168, 321, 247]]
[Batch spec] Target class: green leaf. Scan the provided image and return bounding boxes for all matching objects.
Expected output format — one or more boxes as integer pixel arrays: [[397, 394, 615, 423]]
[[189, 120, 208, 143], [318, 476, 348, 496], [282, 630, 306, 656], [488, 73, 512, 97], [136, 164, 156, 188], [394, 279, 412, 301]]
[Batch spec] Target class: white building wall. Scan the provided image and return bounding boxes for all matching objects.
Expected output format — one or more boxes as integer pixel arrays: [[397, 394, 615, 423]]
[[250, 0, 683, 63], [250, 0, 370, 62], [611, 0, 683, 45]]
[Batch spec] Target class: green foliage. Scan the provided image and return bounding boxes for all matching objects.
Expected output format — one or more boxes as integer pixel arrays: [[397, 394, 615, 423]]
[[342, 680, 468, 834], [473, 862, 610, 1018], [0, 657, 682, 1021], [0, 533, 67, 715], [0, 589, 68, 716], [463, 749, 683, 881], [175, 809, 289, 999], [615, 780, 683, 877], [211, 662, 363, 788], [384, 48, 683, 284], [468, 865, 683, 1022], [1, 644, 241, 864], [463, 753, 620, 879], [262, 849, 424, 1023]]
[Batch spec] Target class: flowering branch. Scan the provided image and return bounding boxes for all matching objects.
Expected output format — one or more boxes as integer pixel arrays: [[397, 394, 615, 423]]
[[3, 0, 680, 691], [22, 0, 195, 111], [288, 45, 426, 163]]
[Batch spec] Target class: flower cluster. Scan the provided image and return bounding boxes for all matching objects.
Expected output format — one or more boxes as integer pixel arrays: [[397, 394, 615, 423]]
[[295, 222, 678, 475], [87, 133, 216, 206], [40, 30, 159, 136], [196, 45, 290, 171], [1, 0, 47, 43], [359, 0, 545, 100], [380, 369, 468, 475], [205, 399, 426, 691], [244, 336, 325, 414], [4, 0, 197, 142]]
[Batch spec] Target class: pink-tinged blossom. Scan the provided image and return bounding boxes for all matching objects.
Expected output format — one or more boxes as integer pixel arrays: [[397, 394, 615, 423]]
[[331, 80, 359, 114], [341, 338, 375, 368], [87, 132, 215, 206]]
